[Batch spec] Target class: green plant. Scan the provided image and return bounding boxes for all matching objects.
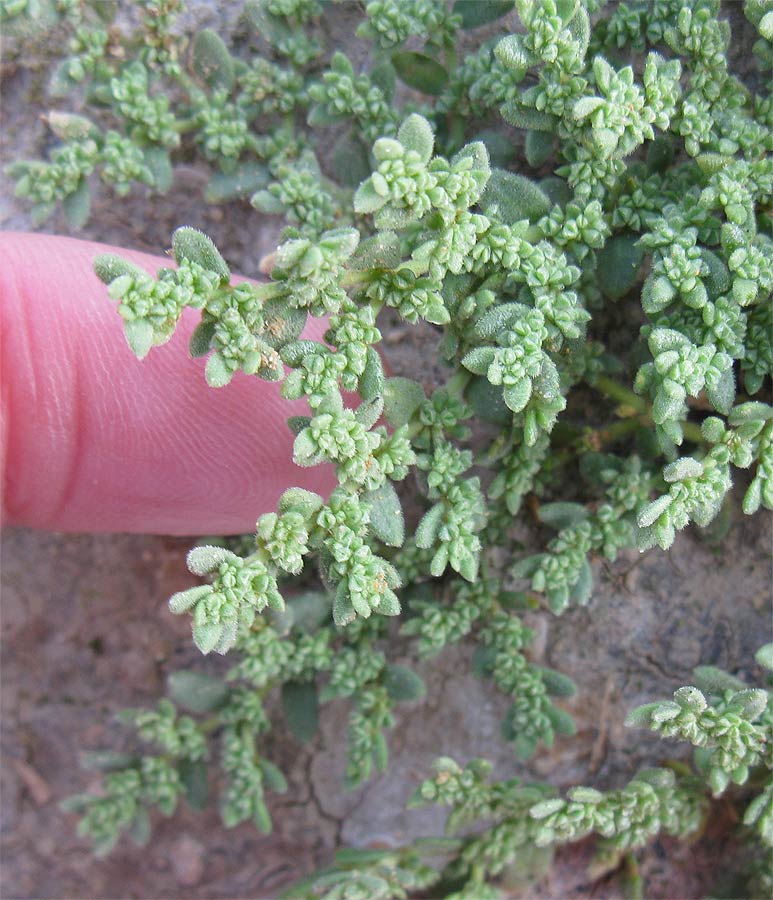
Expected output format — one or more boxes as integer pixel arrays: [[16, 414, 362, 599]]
[[293, 644, 771, 899], [10, 0, 772, 895]]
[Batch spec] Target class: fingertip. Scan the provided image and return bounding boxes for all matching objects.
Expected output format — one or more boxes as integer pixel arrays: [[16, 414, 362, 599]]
[[1, 232, 335, 535]]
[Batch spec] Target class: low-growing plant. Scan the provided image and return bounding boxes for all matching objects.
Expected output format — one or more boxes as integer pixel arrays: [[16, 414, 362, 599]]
[[7, 0, 772, 895]]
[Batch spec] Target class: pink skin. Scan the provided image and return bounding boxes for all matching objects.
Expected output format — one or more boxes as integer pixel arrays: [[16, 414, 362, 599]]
[[0, 232, 335, 535]]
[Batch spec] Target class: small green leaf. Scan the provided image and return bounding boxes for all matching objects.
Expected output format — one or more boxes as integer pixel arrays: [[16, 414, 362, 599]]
[[332, 585, 356, 627], [49, 60, 79, 98], [278, 488, 324, 518], [187, 545, 235, 575], [355, 395, 383, 430], [167, 670, 229, 713], [281, 681, 320, 743], [62, 180, 91, 229], [397, 114, 434, 163], [354, 178, 387, 215], [80, 751, 138, 771], [193, 620, 223, 655], [461, 346, 497, 376], [30, 201, 55, 227], [332, 131, 372, 188], [189, 319, 216, 357], [384, 664, 426, 702], [383, 377, 425, 427], [572, 96, 605, 121], [467, 377, 510, 426], [206, 162, 269, 203], [596, 234, 644, 301], [172, 227, 230, 283], [47, 112, 96, 141], [538, 502, 588, 529], [416, 503, 444, 549], [205, 351, 234, 387], [287, 415, 311, 436], [637, 494, 672, 528], [525, 129, 554, 168], [567, 786, 603, 804], [373, 730, 389, 771], [391, 51, 448, 95], [373, 591, 401, 616], [759, 10, 773, 40], [569, 558, 593, 607], [473, 302, 521, 339], [566, 4, 590, 56], [192, 29, 235, 92], [699, 249, 731, 299], [503, 377, 532, 412], [350, 232, 401, 270], [502, 102, 555, 131], [124, 319, 154, 360], [366, 481, 405, 547], [260, 758, 288, 793], [262, 299, 307, 349], [359, 347, 385, 402], [663, 457, 703, 482], [250, 190, 285, 215], [168, 585, 211, 615], [94, 254, 144, 285], [179, 758, 209, 810], [127, 808, 151, 847], [482, 169, 551, 223], [143, 146, 173, 193], [555, 0, 579, 21], [728, 688, 768, 720], [454, 0, 515, 28], [545, 704, 576, 736], [293, 429, 324, 467], [744, 790, 770, 827], [755, 643, 773, 670], [706, 366, 735, 416], [624, 702, 659, 728], [537, 667, 576, 698], [283, 590, 330, 633], [253, 798, 272, 834], [496, 34, 531, 71], [530, 798, 565, 819], [333, 848, 392, 866]]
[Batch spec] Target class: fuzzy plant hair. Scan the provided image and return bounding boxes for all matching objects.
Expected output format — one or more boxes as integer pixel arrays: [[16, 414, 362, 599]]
[[6, 0, 773, 896]]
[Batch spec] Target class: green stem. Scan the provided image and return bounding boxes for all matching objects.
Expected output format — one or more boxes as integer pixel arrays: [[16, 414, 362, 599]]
[[593, 375, 648, 414], [447, 369, 472, 400], [341, 270, 371, 288], [682, 420, 705, 444], [593, 376, 705, 445]]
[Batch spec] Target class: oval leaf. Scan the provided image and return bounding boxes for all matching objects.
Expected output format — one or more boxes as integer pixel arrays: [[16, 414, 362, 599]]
[[391, 51, 448, 95], [282, 681, 320, 743], [454, 0, 515, 28], [192, 29, 235, 92], [366, 482, 405, 547], [482, 168, 551, 223], [167, 670, 229, 713], [384, 664, 426, 702], [172, 227, 230, 283]]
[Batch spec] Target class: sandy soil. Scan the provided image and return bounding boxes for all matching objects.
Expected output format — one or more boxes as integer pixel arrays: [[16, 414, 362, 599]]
[[1, 4, 771, 898]]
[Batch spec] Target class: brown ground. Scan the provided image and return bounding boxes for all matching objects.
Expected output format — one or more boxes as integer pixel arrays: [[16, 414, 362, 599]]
[[1, 4, 772, 899]]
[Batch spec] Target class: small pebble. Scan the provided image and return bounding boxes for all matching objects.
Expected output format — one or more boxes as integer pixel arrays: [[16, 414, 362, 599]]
[[169, 834, 205, 887]]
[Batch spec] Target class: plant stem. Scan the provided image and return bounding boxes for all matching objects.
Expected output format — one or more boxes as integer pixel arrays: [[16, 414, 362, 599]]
[[593, 375, 705, 445], [593, 375, 648, 415]]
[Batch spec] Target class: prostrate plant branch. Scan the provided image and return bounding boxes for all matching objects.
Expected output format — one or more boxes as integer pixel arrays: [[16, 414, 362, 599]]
[[7, 0, 772, 895]]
